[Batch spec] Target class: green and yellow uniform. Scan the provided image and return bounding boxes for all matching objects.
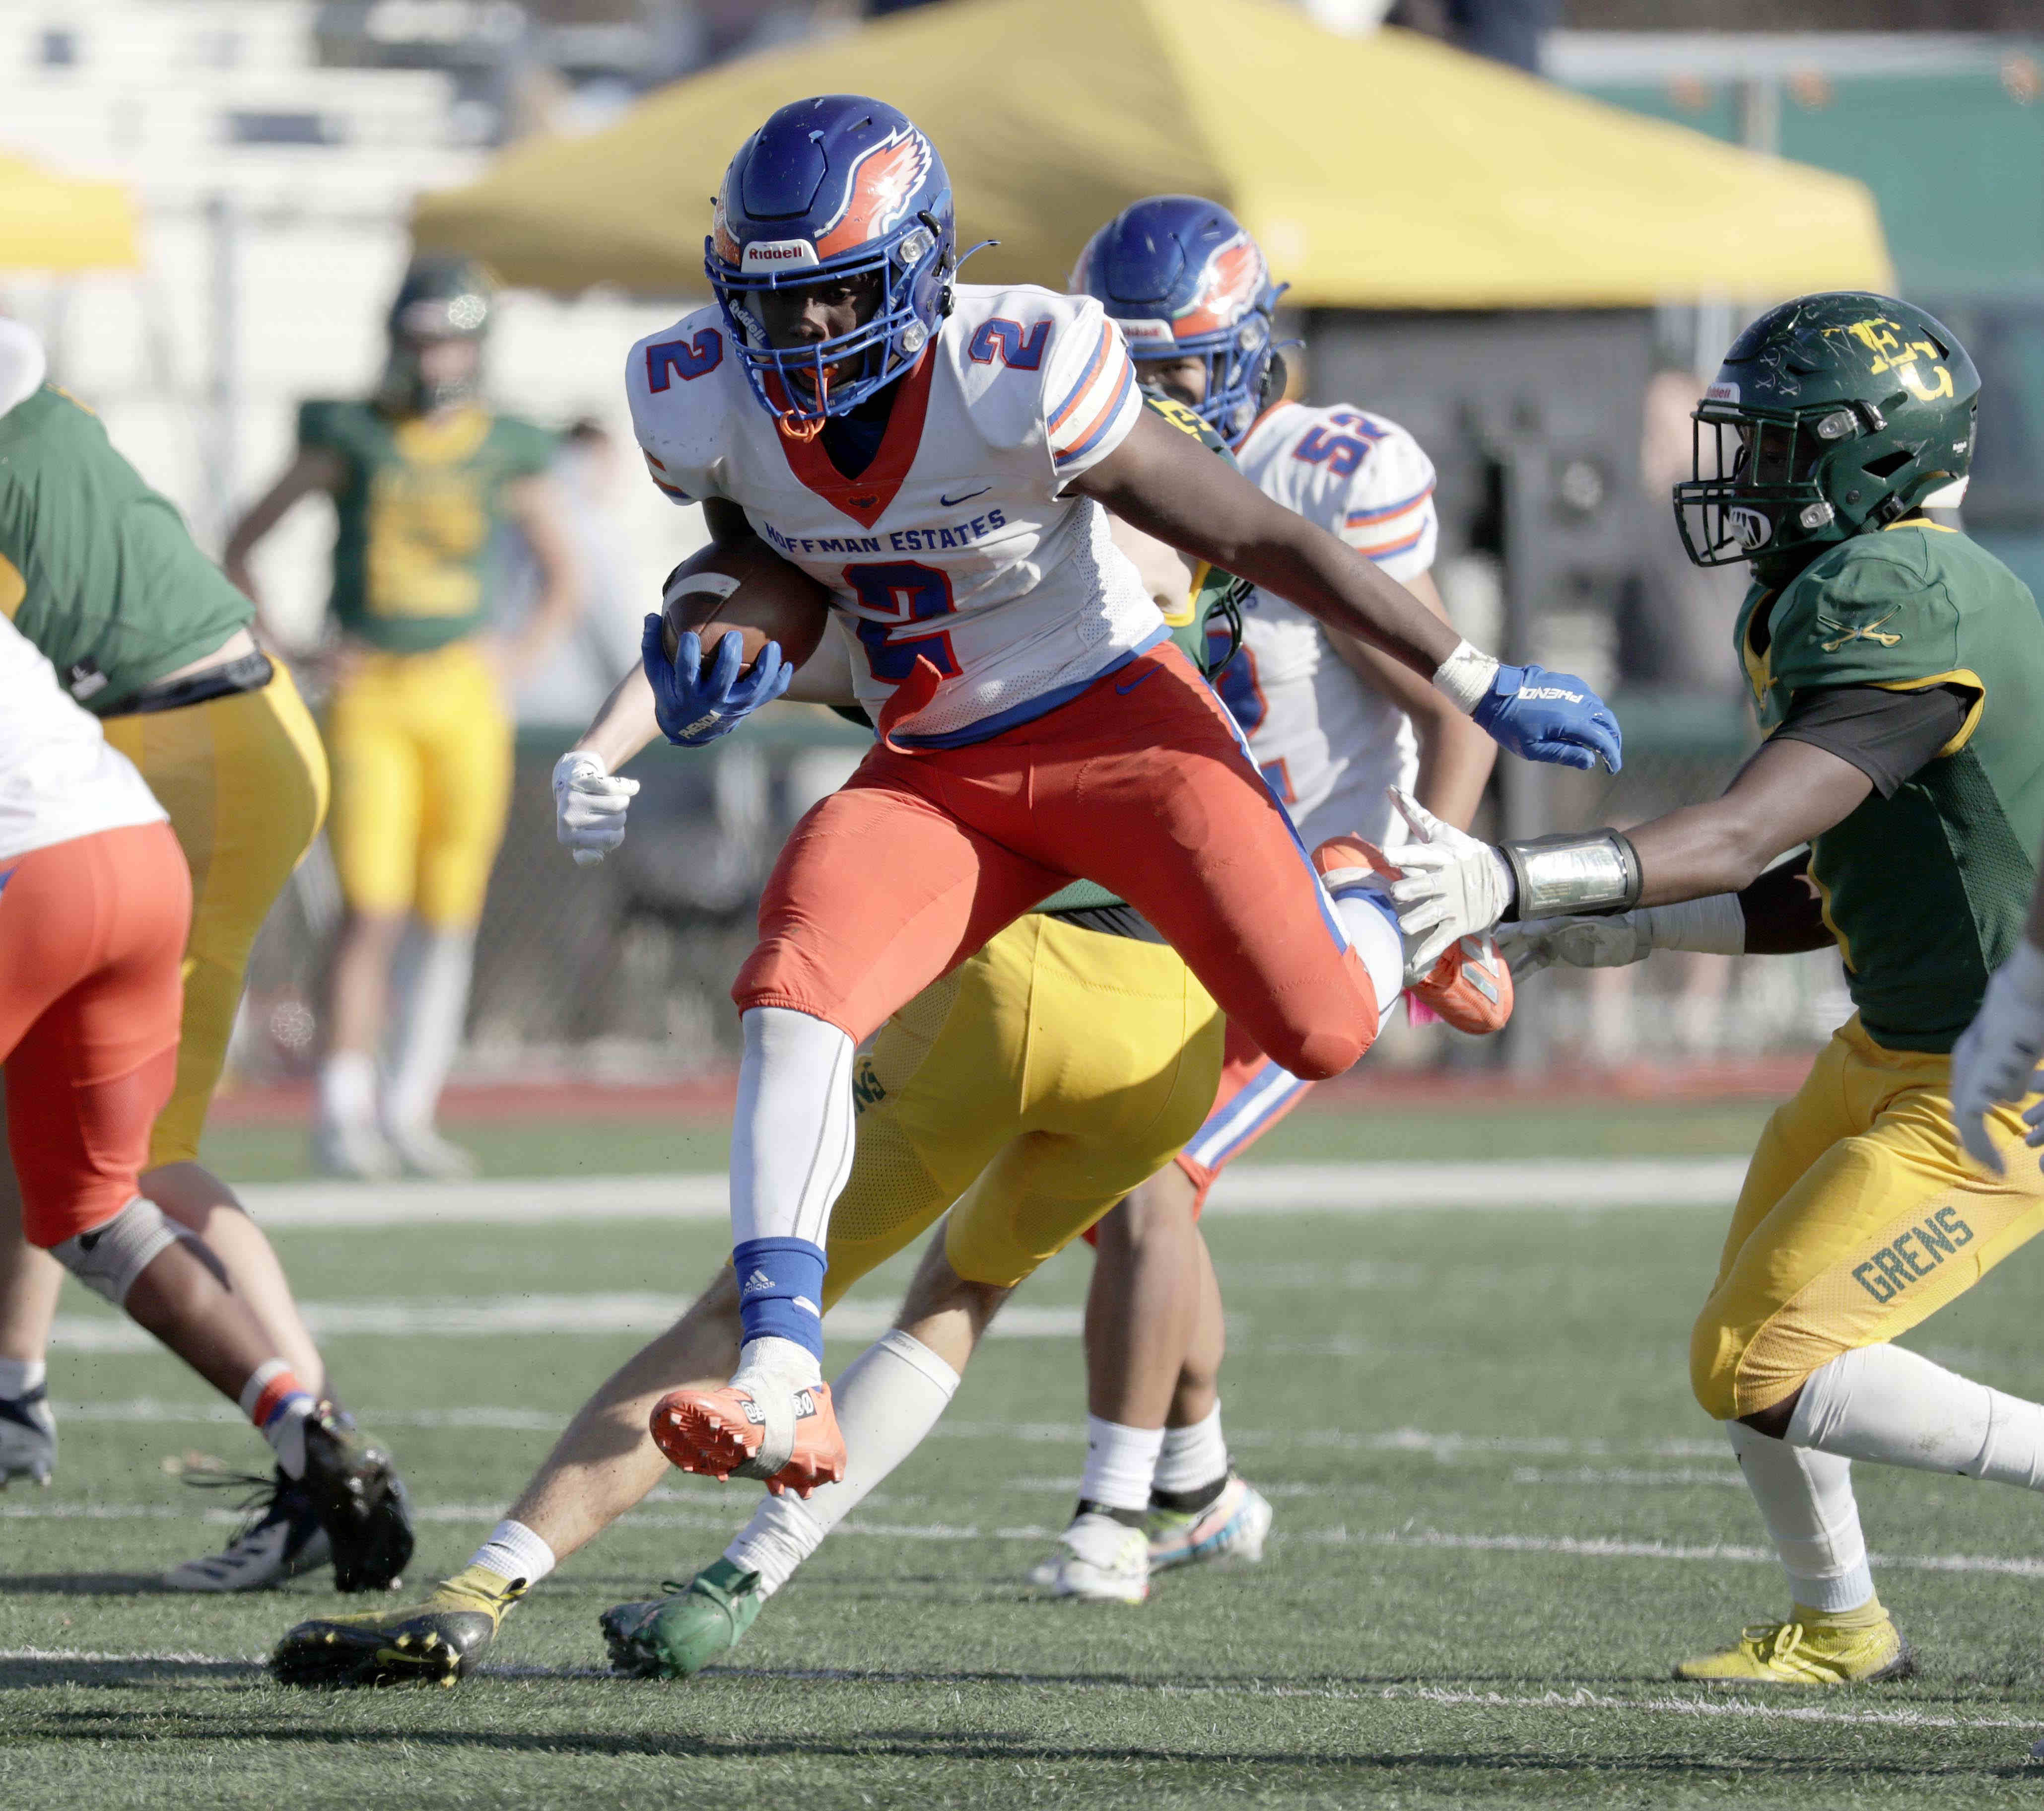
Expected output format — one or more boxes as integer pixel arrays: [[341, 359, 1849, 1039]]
[[821, 393, 1236, 1294], [1694, 523, 2044, 1419], [301, 399, 553, 927], [0, 383, 328, 1166]]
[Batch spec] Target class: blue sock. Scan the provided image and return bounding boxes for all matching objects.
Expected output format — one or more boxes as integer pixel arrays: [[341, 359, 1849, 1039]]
[[732, 1237, 828, 1360]]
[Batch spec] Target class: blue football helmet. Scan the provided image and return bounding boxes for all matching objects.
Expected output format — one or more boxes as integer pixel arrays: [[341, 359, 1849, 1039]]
[[1071, 197, 1283, 447], [706, 95, 954, 425]]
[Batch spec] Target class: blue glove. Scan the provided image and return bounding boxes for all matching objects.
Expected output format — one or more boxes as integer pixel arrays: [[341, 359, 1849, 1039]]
[[641, 613, 792, 748], [1471, 663, 1623, 773]]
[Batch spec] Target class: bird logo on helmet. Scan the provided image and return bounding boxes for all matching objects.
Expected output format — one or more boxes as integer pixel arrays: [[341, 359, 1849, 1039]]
[[1674, 291, 1979, 571], [378, 254, 494, 416], [1071, 196, 1284, 448], [705, 95, 955, 428]]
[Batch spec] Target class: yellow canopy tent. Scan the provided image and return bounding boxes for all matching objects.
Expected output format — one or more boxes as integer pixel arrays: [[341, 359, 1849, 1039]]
[[414, 0, 1891, 306], [0, 153, 140, 273]]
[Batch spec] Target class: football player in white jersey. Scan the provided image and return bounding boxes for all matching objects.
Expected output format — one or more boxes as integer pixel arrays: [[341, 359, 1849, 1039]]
[[1016, 198, 1502, 1599], [0, 616, 410, 1585], [584, 96, 1620, 1493]]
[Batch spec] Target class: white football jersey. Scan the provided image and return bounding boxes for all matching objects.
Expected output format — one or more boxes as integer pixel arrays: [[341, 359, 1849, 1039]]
[[0, 616, 164, 866], [1223, 401, 1440, 850], [627, 284, 1161, 745]]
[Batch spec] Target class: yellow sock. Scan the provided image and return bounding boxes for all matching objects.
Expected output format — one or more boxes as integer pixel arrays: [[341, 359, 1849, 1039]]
[[1793, 1596, 1886, 1631], [438, 1563, 523, 1608]]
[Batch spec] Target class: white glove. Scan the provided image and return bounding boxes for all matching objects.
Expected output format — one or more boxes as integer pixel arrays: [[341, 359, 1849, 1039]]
[[1499, 895, 1745, 978], [1497, 913, 1653, 977], [553, 750, 639, 867], [1385, 787, 1513, 980], [1951, 937, 2044, 1175]]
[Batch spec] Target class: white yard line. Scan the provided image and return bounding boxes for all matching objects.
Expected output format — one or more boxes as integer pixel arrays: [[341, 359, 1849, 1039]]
[[6, 1494, 2038, 1581], [229, 1159, 1747, 1231], [44, 1402, 1736, 1463], [49, 1297, 1081, 1353], [2, 1647, 2036, 1736]]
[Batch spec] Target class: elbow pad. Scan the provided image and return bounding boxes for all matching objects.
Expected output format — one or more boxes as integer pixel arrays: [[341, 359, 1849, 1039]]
[[1499, 830, 1643, 919]]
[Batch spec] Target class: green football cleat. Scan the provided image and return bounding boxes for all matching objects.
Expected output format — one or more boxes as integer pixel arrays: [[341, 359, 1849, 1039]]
[[271, 1563, 527, 1688], [600, 1558, 766, 1679]]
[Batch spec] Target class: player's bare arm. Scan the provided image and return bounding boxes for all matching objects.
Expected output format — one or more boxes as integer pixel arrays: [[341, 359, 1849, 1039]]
[[1321, 567, 1496, 829], [221, 445, 345, 623], [494, 473, 584, 685], [1627, 735, 1872, 905], [1071, 404, 1460, 681]]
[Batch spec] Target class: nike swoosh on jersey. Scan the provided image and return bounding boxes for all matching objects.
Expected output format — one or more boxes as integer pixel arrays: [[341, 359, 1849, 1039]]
[[1115, 666, 1158, 695], [940, 486, 992, 507]]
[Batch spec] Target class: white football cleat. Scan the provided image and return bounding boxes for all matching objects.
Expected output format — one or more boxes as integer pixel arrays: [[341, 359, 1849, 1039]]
[[313, 1117, 401, 1182], [1147, 1475, 1274, 1573], [165, 1468, 333, 1592], [1026, 1511, 1150, 1603], [383, 1121, 480, 1181], [0, 1386, 56, 1488]]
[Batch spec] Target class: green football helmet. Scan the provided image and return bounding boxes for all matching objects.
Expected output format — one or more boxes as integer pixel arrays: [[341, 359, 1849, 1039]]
[[1674, 291, 1978, 571], [379, 253, 493, 415]]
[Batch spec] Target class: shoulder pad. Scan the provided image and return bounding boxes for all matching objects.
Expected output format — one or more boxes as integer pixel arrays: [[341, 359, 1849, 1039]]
[[1771, 535, 1960, 692], [1142, 391, 1232, 460]]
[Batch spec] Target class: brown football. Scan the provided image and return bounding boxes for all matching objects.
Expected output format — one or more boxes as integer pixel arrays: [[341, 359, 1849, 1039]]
[[659, 537, 832, 675]]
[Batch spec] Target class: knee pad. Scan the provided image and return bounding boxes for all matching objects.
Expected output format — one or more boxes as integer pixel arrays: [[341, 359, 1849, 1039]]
[[50, 1196, 189, 1307]]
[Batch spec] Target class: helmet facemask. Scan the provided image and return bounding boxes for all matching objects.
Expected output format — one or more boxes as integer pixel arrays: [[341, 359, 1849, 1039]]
[[709, 217, 949, 431], [1676, 398, 1905, 568]]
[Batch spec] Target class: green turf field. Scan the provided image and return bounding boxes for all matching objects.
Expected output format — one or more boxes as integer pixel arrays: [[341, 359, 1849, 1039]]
[[8, 1104, 2044, 1807]]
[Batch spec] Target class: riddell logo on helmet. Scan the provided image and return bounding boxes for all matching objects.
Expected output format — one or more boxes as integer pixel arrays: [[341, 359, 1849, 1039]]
[[1705, 381, 1739, 403], [743, 240, 820, 270]]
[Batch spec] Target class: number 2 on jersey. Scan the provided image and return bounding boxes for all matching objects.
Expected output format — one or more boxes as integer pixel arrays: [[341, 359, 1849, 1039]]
[[843, 561, 962, 681]]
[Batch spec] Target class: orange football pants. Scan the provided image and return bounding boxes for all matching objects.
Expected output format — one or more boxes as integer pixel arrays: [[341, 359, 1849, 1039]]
[[0, 822, 190, 1247], [735, 641, 1380, 1076]]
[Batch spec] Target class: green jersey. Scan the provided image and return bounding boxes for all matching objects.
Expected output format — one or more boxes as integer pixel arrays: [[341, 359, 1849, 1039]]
[[0, 385, 253, 713], [300, 398, 554, 654], [1736, 523, 2044, 1052]]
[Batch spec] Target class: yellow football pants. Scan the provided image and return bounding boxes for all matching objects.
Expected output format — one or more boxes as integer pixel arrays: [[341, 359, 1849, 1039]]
[[820, 911, 1224, 1305], [1692, 1013, 2044, 1421], [101, 664, 329, 1166], [325, 639, 513, 929]]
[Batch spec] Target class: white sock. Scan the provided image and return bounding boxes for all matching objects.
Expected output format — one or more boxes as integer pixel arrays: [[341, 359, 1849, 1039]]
[[1152, 1403, 1228, 1498], [725, 1329, 960, 1597], [1726, 1420, 1874, 1613], [1330, 891, 1404, 1010], [381, 927, 475, 1135], [730, 1006, 855, 1250], [1079, 1416, 1166, 1515], [0, 1357, 46, 1398], [469, 1518, 558, 1588], [1787, 1342, 2044, 1488], [317, 1051, 378, 1132]]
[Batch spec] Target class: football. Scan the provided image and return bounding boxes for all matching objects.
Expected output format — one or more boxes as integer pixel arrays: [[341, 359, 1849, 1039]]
[[659, 536, 832, 675]]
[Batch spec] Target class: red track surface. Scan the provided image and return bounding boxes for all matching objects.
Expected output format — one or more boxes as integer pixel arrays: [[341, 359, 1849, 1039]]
[[207, 1057, 1812, 1127]]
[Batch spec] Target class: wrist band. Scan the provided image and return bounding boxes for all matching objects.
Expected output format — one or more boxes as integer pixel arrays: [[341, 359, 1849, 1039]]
[[1432, 638, 1500, 715], [1499, 829, 1642, 918]]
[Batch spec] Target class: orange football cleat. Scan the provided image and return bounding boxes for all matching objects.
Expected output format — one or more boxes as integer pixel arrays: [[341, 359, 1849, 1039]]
[[1312, 835, 1513, 1036], [649, 1379, 846, 1498]]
